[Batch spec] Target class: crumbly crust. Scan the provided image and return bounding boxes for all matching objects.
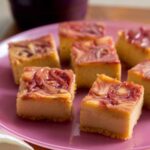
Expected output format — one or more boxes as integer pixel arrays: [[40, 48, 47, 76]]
[[80, 126, 129, 140], [17, 113, 72, 122]]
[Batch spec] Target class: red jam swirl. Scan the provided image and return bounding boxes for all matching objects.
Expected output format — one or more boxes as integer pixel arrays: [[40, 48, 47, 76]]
[[74, 41, 118, 63], [26, 68, 71, 94], [15, 41, 51, 57], [89, 82, 142, 106], [68, 22, 105, 37], [81, 45, 110, 62], [126, 28, 150, 48], [132, 60, 150, 79]]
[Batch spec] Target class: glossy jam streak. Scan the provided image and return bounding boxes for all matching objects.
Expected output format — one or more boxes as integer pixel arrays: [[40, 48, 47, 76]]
[[108, 83, 139, 99], [90, 82, 141, 106], [16, 41, 51, 57], [78, 43, 111, 63], [127, 28, 150, 48], [26, 68, 71, 94], [132, 60, 150, 79], [18, 49, 33, 57], [70, 22, 104, 36], [34, 41, 51, 53]]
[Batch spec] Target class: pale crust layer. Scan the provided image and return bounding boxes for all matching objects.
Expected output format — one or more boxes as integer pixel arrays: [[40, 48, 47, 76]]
[[17, 113, 72, 122], [80, 126, 129, 140]]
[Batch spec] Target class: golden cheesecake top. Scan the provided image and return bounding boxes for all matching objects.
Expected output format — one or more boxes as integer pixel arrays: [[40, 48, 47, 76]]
[[72, 37, 120, 64], [59, 21, 105, 39], [125, 28, 150, 48], [129, 60, 150, 79], [84, 74, 143, 107], [9, 35, 56, 59], [20, 67, 75, 99]]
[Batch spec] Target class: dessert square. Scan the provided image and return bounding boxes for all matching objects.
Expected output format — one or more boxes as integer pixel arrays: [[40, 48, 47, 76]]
[[80, 74, 144, 140], [128, 60, 150, 108], [116, 27, 150, 67], [59, 21, 105, 62], [17, 67, 76, 122], [9, 35, 60, 84], [71, 37, 121, 88]]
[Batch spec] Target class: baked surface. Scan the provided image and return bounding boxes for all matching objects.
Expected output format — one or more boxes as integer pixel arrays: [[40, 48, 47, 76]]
[[128, 60, 150, 108], [71, 37, 121, 88], [59, 21, 105, 62], [116, 28, 150, 66], [9, 35, 60, 84], [80, 74, 144, 140], [17, 67, 76, 121]]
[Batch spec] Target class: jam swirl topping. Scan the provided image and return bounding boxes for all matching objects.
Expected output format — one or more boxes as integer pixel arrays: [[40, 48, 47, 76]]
[[61, 22, 105, 37], [132, 60, 150, 79], [126, 28, 150, 48], [25, 68, 72, 95], [80, 45, 110, 63], [73, 40, 119, 64], [12, 38, 52, 58], [89, 81, 142, 106]]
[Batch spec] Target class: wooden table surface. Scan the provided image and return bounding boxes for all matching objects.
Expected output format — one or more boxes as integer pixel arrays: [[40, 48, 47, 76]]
[[0, 1, 150, 150]]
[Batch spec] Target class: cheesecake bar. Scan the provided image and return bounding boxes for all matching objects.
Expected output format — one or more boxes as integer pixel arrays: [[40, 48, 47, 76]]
[[59, 21, 105, 62], [128, 60, 150, 108], [71, 37, 121, 88], [80, 74, 144, 140], [17, 67, 76, 121], [9, 35, 60, 84], [116, 27, 150, 66]]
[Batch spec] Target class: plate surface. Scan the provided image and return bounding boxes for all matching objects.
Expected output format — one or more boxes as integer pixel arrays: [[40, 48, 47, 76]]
[[0, 21, 150, 150]]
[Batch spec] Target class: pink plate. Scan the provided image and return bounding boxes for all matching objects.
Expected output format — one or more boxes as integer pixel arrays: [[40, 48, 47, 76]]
[[0, 21, 150, 150]]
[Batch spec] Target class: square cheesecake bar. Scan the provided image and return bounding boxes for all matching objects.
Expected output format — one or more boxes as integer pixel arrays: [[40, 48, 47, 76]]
[[71, 37, 121, 88], [59, 21, 105, 62], [80, 74, 144, 140], [9, 35, 60, 84], [116, 27, 150, 67], [128, 60, 150, 108], [17, 67, 76, 122]]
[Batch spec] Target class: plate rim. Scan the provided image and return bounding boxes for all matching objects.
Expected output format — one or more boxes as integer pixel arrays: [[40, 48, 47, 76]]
[[0, 20, 150, 150]]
